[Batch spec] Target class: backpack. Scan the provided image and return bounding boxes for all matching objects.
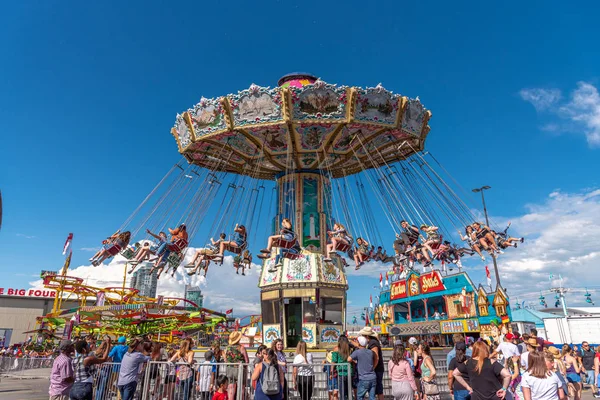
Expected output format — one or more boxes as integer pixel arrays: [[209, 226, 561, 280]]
[[261, 362, 280, 395]]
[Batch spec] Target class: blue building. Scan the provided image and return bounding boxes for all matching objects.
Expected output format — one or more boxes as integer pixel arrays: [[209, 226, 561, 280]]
[[370, 270, 513, 345]]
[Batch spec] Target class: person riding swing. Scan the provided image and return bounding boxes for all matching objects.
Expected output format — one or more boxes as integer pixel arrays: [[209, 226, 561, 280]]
[[324, 223, 353, 261]]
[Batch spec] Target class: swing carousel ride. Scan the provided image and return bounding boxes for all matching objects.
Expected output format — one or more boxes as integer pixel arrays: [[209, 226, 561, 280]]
[[54, 73, 524, 348]]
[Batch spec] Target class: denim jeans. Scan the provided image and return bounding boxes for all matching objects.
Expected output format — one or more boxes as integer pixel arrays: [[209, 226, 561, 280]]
[[454, 389, 471, 400], [357, 378, 377, 400], [118, 381, 138, 400], [177, 377, 194, 400], [69, 382, 92, 400]]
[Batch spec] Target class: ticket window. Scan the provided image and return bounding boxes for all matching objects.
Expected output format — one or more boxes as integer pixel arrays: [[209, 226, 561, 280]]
[[320, 297, 343, 325], [261, 298, 281, 325]]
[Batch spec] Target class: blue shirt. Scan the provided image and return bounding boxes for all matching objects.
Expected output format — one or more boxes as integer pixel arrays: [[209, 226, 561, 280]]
[[350, 348, 376, 381], [109, 345, 129, 363], [446, 347, 473, 368]]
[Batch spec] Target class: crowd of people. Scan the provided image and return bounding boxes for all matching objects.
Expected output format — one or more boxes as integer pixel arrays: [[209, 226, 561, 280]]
[[47, 328, 599, 400], [446, 330, 600, 400]]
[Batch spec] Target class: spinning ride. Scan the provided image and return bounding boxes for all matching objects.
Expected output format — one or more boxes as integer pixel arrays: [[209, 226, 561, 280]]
[[170, 73, 431, 348], [40, 273, 226, 341]]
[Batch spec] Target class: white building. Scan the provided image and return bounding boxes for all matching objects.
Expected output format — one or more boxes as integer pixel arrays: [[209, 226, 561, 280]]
[[130, 265, 158, 298]]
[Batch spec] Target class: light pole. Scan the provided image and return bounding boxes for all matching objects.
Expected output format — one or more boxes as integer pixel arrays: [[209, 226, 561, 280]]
[[472, 186, 502, 289]]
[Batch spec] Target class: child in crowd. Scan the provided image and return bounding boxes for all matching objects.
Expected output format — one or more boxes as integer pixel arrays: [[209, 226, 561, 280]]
[[212, 375, 228, 400]]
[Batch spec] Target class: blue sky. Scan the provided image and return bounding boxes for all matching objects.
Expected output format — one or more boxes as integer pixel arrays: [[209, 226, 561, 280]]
[[2, 1, 600, 314]]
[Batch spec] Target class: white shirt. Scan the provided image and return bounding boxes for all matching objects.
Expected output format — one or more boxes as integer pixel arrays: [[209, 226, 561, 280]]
[[521, 351, 530, 369], [521, 371, 562, 400], [497, 341, 520, 358], [197, 361, 212, 392], [293, 353, 314, 376]]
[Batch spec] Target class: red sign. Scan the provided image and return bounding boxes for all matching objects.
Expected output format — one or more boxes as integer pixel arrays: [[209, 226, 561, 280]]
[[419, 271, 445, 294], [390, 280, 407, 300], [0, 288, 56, 298]]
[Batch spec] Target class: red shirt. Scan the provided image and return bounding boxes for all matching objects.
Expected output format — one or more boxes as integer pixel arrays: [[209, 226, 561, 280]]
[[212, 391, 228, 400]]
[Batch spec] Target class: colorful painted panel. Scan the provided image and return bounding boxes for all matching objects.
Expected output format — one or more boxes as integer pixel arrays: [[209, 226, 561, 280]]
[[320, 258, 344, 284], [302, 324, 316, 346], [282, 253, 315, 283], [296, 124, 336, 151], [261, 258, 281, 286], [174, 114, 192, 150], [334, 124, 381, 152], [263, 324, 281, 344], [229, 85, 282, 127], [247, 126, 288, 152], [354, 132, 393, 155], [354, 86, 400, 124], [402, 99, 426, 136], [189, 97, 227, 137], [209, 131, 258, 157], [302, 177, 321, 251], [291, 82, 347, 121], [319, 325, 342, 344]]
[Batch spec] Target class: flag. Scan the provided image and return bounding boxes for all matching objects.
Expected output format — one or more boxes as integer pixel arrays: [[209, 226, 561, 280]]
[[379, 273, 383, 288], [365, 313, 370, 326], [62, 233, 73, 256], [501, 315, 510, 324], [549, 273, 554, 281], [385, 271, 389, 287], [485, 266, 492, 287], [225, 309, 233, 315], [369, 295, 373, 309]]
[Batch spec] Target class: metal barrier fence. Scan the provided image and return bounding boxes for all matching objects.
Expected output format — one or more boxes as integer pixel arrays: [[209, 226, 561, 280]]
[[0, 356, 55, 377], [17, 356, 449, 399]]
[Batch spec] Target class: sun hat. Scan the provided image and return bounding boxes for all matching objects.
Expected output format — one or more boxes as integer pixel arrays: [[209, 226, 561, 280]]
[[547, 346, 561, 359], [358, 326, 378, 338], [527, 338, 540, 348], [228, 331, 243, 346]]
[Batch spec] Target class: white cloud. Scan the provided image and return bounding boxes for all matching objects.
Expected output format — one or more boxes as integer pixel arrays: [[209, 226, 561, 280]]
[[493, 188, 600, 306], [559, 82, 600, 147], [16, 233, 36, 239], [520, 82, 600, 148], [29, 249, 262, 315], [79, 247, 100, 252], [519, 88, 562, 111]]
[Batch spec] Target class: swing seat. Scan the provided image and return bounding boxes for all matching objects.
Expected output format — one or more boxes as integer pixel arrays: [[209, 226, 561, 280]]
[[335, 242, 351, 253], [168, 238, 188, 253], [226, 242, 247, 255], [107, 244, 123, 256], [273, 237, 297, 249], [285, 253, 301, 260], [120, 247, 136, 260], [167, 252, 183, 268]]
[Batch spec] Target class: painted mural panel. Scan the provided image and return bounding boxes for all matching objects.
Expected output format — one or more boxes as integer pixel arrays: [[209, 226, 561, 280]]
[[302, 177, 321, 251], [319, 325, 342, 345], [302, 324, 316, 347], [263, 324, 281, 345], [282, 253, 315, 283]]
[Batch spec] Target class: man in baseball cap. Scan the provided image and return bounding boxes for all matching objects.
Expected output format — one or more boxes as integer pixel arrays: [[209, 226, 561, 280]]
[[349, 335, 378, 400], [491, 332, 520, 365]]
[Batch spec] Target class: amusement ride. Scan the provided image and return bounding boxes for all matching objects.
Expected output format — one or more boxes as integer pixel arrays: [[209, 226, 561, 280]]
[[42, 73, 531, 347]]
